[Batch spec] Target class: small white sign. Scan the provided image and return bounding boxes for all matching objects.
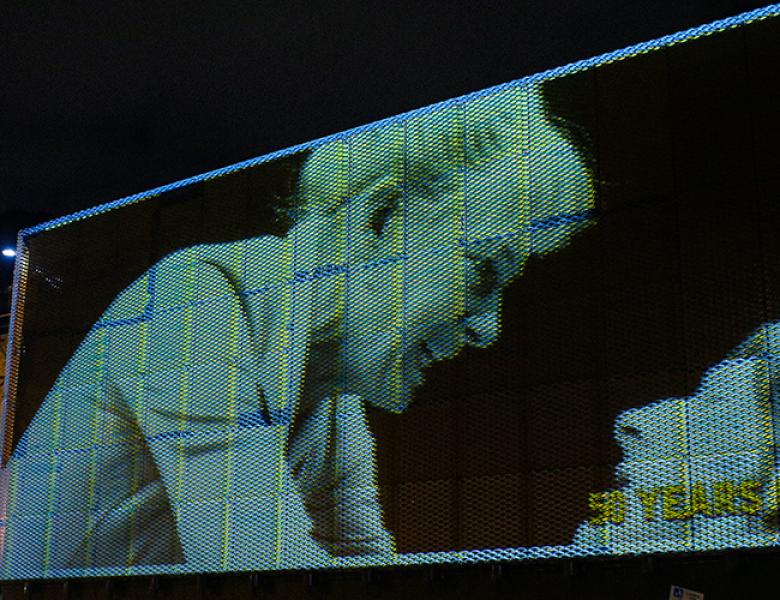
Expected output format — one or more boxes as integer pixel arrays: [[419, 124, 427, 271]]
[[669, 585, 704, 600]]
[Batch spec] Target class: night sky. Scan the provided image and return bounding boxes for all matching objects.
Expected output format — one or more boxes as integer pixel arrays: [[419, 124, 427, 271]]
[[0, 0, 772, 282]]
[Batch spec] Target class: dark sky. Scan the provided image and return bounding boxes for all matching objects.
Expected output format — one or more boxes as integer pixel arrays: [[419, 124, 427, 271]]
[[0, 0, 771, 248]]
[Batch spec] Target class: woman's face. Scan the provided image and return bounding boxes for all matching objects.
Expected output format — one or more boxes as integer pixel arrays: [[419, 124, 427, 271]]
[[307, 117, 592, 412], [615, 356, 776, 491]]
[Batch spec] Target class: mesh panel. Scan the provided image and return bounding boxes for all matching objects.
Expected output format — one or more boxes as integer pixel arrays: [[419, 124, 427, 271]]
[[1, 6, 780, 581]]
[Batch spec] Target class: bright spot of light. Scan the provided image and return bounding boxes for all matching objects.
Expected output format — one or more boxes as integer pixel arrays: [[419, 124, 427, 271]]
[[1, 248, 16, 258]]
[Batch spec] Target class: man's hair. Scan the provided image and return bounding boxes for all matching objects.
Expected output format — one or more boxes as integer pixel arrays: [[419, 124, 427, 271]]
[[291, 84, 549, 222]]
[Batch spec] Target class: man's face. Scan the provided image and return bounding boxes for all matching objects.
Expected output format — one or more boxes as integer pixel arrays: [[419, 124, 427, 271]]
[[308, 113, 592, 412], [329, 156, 519, 412]]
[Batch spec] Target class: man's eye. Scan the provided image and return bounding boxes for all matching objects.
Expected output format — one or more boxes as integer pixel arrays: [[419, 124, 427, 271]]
[[368, 204, 393, 236], [367, 189, 400, 236]]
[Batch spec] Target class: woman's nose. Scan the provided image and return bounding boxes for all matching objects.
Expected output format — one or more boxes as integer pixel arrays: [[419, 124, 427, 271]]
[[463, 311, 499, 348]]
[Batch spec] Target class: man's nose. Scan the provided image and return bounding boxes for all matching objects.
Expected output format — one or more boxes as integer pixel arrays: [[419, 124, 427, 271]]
[[463, 311, 499, 348]]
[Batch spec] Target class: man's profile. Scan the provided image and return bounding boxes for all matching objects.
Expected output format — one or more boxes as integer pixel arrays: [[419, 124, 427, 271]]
[[1, 83, 594, 576]]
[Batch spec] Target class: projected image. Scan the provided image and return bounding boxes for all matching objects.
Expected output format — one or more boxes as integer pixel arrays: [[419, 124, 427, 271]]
[[2, 5, 778, 580], [1, 84, 594, 576]]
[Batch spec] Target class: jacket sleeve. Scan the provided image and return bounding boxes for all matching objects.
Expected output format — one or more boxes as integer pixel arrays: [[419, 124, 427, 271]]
[[286, 394, 394, 556]]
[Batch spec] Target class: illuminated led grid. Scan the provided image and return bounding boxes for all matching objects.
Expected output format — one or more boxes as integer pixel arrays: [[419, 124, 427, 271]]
[[1, 3, 779, 581]]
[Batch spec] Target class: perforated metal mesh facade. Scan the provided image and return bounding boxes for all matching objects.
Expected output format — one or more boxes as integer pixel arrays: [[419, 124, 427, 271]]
[[1, 5, 779, 580]]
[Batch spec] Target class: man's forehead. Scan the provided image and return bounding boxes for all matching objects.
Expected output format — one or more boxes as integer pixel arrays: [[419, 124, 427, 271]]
[[298, 85, 538, 211]]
